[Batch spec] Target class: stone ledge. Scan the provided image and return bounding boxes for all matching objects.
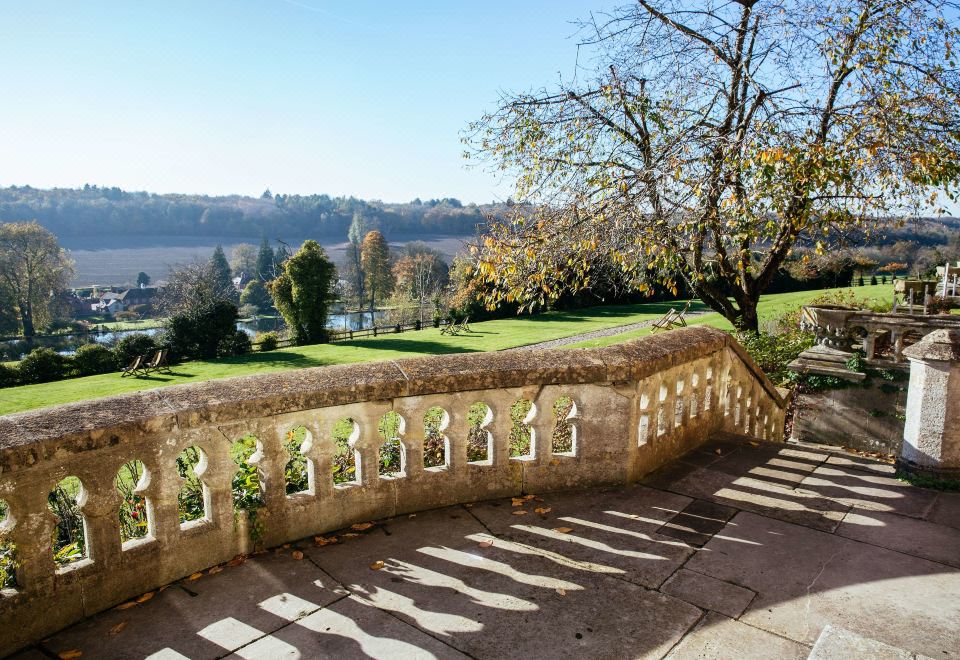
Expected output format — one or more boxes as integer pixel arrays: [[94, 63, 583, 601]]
[[0, 326, 768, 453]]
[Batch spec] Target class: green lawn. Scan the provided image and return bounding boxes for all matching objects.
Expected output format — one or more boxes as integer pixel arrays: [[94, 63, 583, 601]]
[[0, 302, 688, 415], [566, 284, 894, 349], [0, 285, 897, 415]]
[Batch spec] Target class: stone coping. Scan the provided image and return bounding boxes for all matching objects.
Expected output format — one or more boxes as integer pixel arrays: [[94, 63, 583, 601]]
[[0, 326, 782, 454]]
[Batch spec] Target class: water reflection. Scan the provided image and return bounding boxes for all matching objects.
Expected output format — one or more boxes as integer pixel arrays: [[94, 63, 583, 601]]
[[0, 310, 387, 359]]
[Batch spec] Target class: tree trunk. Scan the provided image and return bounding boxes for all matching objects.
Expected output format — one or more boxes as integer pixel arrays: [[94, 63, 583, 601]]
[[733, 299, 759, 335], [20, 300, 35, 338]]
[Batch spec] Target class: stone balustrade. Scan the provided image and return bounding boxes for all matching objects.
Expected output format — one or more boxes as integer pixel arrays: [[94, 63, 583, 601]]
[[0, 326, 787, 654], [798, 304, 960, 363]]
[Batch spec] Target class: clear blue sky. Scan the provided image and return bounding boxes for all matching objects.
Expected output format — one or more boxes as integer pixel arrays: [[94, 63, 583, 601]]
[[0, 1, 619, 203]]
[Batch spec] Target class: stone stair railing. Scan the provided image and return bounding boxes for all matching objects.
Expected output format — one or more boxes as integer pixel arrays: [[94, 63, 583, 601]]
[[0, 326, 787, 654]]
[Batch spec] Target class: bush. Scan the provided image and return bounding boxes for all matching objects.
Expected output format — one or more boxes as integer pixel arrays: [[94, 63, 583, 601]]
[[112, 333, 158, 367], [0, 362, 18, 388], [163, 300, 238, 360], [220, 330, 252, 357], [114, 311, 140, 321], [255, 331, 280, 352], [735, 330, 814, 386], [18, 348, 68, 384], [72, 344, 116, 376], [928, 296, 956, 314], [870, 275, 878, 285]]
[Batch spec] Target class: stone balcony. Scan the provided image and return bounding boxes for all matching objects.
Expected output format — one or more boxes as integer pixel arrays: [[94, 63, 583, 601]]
[[14, 434, 960, 659], [1, 326, 958, 659]]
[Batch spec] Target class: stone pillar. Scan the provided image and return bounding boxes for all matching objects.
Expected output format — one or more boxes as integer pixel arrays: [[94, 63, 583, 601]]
[[897, 329, 960, 479]]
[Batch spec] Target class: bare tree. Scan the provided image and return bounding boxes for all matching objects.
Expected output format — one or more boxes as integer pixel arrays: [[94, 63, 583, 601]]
[[468, 0, 960, 331]]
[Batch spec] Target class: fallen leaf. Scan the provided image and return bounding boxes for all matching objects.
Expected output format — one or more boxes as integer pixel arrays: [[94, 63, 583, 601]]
[[135, 591, 154, 603], [114, 601, 137, 611], [511, 498, 525, 507], [343, 532, 360, 538], [478, 540, 493, 548], [556, 588, 567, 596], [314, 535, 338, 546], [408, 513, 417, 518], [282, 543, 291, 549], [227, 557, 246, 567], [109, 622, 127, 636], [464, 503, 474, 508], [714, 448, 723, 455], [370, 560, 385, 570], [352, 522, 374, 531], [748, 441, 759, 448], [534, 507, 552, 515], [512, 510, 528, 516], [292, 550, 304, 560], [188, 572, 203, 581], [523, 494, 536, 501], [208, 566, 223, 575], [58, 651, 83, 659], [553, 527, 574, 534]]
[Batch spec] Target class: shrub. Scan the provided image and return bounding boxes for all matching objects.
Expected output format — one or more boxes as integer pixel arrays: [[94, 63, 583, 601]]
[[870, 275, 878, 285], [114, 311, 140, 322], [220, 330, 252, 357], [255, 331, 280, 352], [163, 300, 238, 360], [18, 348, 68, 384], [72, 344, 116, 376], [113, 333, 158, 367], [0, 362, 18, 388], [735, 330, 814, 386]]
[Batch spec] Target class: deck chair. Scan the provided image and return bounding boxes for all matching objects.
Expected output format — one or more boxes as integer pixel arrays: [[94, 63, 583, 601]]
[[440, 319, 459, 336], [651, 300, 692, 333], [120, 354, 147, 377], [460, 316, 472, 333], [143, 348, 171, 375]]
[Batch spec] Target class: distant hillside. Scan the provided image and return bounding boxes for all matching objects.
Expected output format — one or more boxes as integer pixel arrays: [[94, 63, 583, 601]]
[[0, 185, 508, 238]]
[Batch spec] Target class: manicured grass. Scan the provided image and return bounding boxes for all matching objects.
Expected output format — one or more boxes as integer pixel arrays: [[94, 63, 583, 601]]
[[565, 284, 895, 349], [0, 302, 689, 415]]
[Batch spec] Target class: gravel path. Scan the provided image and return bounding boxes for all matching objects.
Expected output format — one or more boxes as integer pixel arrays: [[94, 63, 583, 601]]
[[509, 311, 709, 351]]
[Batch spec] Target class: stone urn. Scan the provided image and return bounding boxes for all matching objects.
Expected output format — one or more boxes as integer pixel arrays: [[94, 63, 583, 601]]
[[799, 305, 858, 350]]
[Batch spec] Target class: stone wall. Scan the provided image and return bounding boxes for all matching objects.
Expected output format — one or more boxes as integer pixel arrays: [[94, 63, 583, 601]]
[[0, 326, 787, 654]]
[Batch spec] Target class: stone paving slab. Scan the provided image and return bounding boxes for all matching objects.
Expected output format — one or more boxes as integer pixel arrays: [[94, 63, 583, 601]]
[[306, 506, 702, 659], [660, 569, 755, 619], [685, 511, 960, 657], [797, 464, 939, 519], [666, 612, 808, 660], [837, 509, 960, 568], [467, 484, 696, 588], [927, 491, 960, 530], [42, 551, 348, 660], [224, 595, 468, 660], [642, 462, 850, 532]]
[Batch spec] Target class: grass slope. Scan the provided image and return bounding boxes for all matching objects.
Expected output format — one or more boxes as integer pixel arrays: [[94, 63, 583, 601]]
[[566, 284, 894, 349]]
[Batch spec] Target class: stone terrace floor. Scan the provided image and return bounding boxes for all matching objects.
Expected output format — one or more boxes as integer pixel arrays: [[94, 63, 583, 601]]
[[17, 435, 960, 660]]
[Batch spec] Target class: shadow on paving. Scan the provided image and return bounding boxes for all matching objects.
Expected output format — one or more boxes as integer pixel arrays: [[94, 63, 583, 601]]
[[36, 436, 960, 660]]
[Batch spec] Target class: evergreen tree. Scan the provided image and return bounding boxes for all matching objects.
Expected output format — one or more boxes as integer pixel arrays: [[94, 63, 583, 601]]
[[360, 230, 394, 325], [255, 238, 276, 282], [346, 212, 366, 308], [270, 240, 336, 345], [210, 245, 235, 301], [239, 279, 273, 313], [136, 271, 151, 287]]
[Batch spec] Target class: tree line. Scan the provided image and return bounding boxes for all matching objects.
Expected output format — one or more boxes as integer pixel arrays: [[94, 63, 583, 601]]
[[0, 185, 507, 238]]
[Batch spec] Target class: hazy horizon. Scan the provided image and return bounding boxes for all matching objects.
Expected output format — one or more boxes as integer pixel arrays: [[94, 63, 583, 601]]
[[0, 1, 621, 205]]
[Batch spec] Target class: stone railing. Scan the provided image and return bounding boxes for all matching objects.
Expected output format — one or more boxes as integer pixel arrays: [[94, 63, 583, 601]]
[[0, 326, 787, 654], [799, 305, 960, 362]]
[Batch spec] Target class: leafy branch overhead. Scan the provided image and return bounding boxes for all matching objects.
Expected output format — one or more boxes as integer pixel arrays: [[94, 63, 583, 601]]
[[466, 0, 960, 332]]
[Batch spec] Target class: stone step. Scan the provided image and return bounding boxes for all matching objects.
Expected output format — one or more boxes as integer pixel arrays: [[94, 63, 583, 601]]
[[808, 624, 930, 659]]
